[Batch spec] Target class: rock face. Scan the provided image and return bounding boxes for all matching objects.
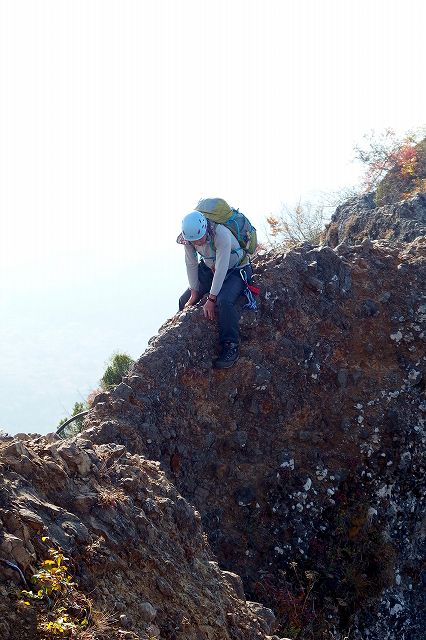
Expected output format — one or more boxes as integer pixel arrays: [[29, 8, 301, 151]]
[[1, 194, 425, 640], [323, 192, 426, 247], [0, 435, 270, 640]]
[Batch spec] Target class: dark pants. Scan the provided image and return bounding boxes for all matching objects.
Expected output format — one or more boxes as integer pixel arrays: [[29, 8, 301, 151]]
[[179, 261, 252, 344]]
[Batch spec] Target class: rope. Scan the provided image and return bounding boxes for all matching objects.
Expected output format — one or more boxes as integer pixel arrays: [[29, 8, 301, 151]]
[[240, 269, 258, 310]]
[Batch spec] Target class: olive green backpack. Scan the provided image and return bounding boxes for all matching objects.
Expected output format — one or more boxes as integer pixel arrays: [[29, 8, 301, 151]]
[[195, 198, 258, 255]]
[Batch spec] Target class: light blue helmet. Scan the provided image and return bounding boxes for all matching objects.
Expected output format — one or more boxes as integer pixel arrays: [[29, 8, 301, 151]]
[[181, 211, 208, 241]]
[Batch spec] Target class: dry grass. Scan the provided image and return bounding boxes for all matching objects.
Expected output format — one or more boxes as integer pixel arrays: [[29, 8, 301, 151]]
[[96, 486, 128, 508]]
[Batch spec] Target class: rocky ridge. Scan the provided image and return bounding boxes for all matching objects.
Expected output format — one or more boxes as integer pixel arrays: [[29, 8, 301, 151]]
[[323, 191, 426, 247], [1, 195, 425, 639], [0, 434, 275, 640]]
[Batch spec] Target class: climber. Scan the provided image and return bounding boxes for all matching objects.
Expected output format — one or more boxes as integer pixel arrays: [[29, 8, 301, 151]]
[[177, 210, 253, 369]]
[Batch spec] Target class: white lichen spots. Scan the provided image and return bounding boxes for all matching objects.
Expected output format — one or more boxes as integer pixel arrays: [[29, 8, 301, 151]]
[[355, 403, 363, 410], [400, 451, 412, 466], [366, 507, 377, 524], [415, 417, 425, 435], [395, 573, 401, 586], [357, 415, 364, 424], [327, 488, 335, 496], [360, 443, 374, 457], [390, 603, 403, 616], [377, 484, 393, 498], [316, 467, 328, 480], [280, 459, 295, 470], [390, 331, 403, 343], [274, 546, 284, 555], [311, 374, 318, 380], [303, 478, 312, 491], [296, 503, 304, 512], [408, 369, 421, 382]]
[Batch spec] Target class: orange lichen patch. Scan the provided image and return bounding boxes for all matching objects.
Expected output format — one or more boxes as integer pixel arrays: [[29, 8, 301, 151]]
[[349, 514, 367, 540], [170, 452, 181, 474], [261, 399, 274, 414], [179, 369, 210, 391]]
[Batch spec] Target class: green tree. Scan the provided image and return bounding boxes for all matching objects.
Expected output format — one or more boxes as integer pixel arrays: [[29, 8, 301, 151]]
[[57, 401, 88, 438], [100, 352, 135, 390], [57, 352, 135, 437]]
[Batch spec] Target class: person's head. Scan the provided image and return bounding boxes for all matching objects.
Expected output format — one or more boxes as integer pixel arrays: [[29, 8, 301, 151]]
[[181, 211, 208, 245]]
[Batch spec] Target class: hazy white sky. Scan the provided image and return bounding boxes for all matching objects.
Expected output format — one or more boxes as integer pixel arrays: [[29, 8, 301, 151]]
[[1, 0, 425, 271], [0, 0, 425, 433]]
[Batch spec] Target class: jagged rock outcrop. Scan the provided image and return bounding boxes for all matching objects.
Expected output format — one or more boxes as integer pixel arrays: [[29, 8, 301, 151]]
[[0, 435, 273, 639], [1, 194, 425, 640], [323, 191, 426, 247]]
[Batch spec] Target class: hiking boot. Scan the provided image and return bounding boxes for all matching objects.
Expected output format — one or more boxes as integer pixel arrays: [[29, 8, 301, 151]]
[[214, 342, 239, 369]]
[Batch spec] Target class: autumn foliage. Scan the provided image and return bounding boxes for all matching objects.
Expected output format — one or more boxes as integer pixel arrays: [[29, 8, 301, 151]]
[[354, 128, 426, 205], [266, 202, 326, 249]]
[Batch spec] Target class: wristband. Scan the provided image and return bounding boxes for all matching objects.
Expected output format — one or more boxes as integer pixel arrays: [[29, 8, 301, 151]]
[[208, 295, 217, 302]]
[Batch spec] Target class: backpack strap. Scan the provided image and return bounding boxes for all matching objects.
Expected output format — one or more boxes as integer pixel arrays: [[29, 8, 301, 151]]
[[207, 220, 246, 264]]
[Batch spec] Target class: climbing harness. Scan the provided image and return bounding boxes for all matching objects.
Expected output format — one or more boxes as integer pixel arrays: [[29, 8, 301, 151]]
[[240, 269, 260, 310]]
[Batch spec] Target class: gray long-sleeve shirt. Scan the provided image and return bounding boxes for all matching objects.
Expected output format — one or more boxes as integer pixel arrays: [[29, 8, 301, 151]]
[[184, 224, 246, 296]]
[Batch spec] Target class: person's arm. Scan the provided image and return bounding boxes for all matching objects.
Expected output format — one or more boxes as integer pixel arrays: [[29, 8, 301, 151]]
[[209, 227, 232, 296], [203, 227, 232, 320]]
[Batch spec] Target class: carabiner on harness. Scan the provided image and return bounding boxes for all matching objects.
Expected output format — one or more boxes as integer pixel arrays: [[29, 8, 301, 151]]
[[240, 269, 258, 310]]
